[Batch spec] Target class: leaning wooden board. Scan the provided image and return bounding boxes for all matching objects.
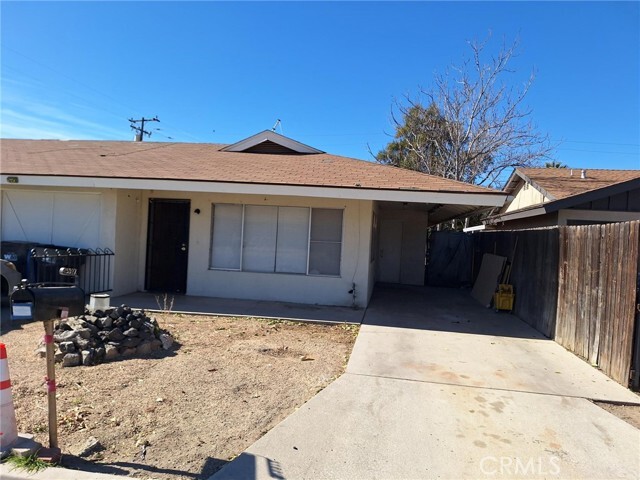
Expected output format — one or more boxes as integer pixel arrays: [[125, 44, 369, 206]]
[[471, 253, 507, 307]]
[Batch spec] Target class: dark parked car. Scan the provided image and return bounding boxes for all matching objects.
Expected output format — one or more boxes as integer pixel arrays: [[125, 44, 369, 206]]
[[1, 259, 21, 304]]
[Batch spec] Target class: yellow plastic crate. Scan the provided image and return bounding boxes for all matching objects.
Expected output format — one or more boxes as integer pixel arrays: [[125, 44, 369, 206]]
[[494, 284, 514, 311]]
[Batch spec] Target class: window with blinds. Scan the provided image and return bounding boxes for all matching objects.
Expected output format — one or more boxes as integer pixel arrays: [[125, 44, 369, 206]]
[[210, 204, 343, 276]]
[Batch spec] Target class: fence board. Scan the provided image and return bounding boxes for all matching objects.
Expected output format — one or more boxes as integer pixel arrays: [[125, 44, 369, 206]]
[[598, 224, 613, 375], [607, 222, 621, 378], [591, 224, 606, 365], [566, 228, 578, 352], [577, 227, 586, 354], [612, 222, 626, 382], [612, 223, 626, 382], [587, 226, 601, 365], [556, 228, 567, 345], [583, 226, 593, 360]]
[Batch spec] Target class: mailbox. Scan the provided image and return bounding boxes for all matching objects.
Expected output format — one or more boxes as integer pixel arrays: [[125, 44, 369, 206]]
[[10, 282, 85, 322]]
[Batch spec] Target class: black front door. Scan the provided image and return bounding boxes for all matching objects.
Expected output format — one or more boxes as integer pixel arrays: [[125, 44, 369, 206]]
[[145, 199, 190, 293]]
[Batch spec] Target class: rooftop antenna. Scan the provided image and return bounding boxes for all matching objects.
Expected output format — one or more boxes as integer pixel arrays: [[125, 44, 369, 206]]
[[129, 116, 160, 141], [271, 119, 282, 135]]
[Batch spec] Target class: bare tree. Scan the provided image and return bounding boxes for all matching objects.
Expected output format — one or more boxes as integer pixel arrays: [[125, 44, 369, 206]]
[[377, 36, 555, 187]]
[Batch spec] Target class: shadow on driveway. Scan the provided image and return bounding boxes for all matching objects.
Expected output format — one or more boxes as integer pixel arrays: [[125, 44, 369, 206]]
[[364, 283, 546, 339]]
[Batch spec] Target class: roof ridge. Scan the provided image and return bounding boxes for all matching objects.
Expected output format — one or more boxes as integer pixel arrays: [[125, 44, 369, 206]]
[[520, 167, 640, 172], [0, 138, 229, 147]]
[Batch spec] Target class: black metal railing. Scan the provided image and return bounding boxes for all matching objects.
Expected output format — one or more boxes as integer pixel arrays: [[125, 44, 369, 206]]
[[28, 248, 115, 294]]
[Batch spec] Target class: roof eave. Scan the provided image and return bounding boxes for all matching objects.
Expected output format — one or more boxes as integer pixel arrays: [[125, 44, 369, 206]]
[[486, 176, 640, 224], [1, 174, 507, 207], [485, 205, 549, 224]]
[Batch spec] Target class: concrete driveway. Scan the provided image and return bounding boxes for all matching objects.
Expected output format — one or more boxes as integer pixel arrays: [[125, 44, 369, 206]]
[[213, 286, 640, 480]]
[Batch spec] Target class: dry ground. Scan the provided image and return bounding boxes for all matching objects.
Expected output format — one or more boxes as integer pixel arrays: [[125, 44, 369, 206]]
[[593, 401, 640, 430], [1, 313, 358, 479]]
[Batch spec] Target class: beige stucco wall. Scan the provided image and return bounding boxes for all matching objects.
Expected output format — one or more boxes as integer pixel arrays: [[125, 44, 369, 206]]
[[113, 190, 142, 296], [2, 185, 414, 306], [504, 183, 549, 213], [0, 185, 120, 292], [367, 201, 380, 302], [0, 185, 116, 249], [137, 190, 374, 308]]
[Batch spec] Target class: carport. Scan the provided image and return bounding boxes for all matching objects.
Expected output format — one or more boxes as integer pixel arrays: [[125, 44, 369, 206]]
[[374, 198, 501, 287]]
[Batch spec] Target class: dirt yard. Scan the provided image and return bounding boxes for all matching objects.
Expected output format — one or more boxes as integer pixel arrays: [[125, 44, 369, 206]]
[[593, 401, 640, 430], [1, 313, 358, 479]]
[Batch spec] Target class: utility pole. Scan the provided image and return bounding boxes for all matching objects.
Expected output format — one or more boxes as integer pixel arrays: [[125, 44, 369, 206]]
[[129, 116, 160, 141]]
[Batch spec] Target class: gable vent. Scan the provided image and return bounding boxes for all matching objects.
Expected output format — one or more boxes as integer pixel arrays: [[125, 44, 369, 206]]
[[242, 140, 306, 155], [220, 130, 324, 154]]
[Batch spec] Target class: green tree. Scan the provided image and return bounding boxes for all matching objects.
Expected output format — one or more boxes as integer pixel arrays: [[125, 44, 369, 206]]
[[545, 160, 567, 168], [376, 103, 450, 173], [376, 37, 555, 187]]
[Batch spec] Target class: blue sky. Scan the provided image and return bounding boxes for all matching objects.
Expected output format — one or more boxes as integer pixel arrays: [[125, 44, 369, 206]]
[[1, 1, 639, 174]]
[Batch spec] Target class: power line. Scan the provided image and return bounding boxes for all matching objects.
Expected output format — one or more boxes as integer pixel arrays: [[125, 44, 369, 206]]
[[557, 147, 639, 156], [557, 139, 639, 147]]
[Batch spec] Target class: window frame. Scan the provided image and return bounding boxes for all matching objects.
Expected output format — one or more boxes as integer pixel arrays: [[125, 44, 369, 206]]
[[307, 208, 344, 277], [209, 203, 344, 277]]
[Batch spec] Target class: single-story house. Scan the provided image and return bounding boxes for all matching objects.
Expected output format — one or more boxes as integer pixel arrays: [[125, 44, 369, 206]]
[[480, 167, 640, 230], [1, 130, 506, 307]]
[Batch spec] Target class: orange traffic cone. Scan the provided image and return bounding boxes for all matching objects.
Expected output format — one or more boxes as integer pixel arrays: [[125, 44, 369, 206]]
[[0, 343, 18, 450]]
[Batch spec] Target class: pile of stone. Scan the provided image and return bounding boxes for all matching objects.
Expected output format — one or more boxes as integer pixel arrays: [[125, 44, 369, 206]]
[[37, 305, 174, 367]]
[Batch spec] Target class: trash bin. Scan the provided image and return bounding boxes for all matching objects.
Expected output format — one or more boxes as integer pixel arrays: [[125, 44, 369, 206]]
[[28, 246, 87, 284], [1, 242, 85, 283]]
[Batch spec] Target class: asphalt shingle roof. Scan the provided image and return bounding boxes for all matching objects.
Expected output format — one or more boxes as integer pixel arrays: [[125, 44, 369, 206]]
[[0, 139, 499, 195], [518, 167, 640, 201]]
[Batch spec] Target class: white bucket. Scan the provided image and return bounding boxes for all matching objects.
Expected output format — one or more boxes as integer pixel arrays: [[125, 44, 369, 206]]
[[89, 294, 110, 311]]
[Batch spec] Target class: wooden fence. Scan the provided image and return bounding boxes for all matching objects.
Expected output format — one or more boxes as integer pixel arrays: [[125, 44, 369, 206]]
[[555, 221, 640, 386], [430, 221, 640, 388], [472, 228, 559, 338]]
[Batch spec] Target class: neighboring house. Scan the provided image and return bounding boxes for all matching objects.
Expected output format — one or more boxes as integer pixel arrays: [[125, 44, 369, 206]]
[[0, 130, 505, 307], [482, 167, 640, 230]]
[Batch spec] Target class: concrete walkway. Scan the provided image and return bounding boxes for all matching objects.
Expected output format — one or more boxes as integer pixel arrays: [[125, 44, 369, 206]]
[[111, 292, 364, 324], [213, 286, 640, 480]]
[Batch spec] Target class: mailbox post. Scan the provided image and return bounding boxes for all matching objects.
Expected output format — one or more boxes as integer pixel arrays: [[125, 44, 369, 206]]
[[10, 274, 84, 452]]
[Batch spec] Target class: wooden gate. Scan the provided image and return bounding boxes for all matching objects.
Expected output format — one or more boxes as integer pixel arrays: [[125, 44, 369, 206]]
[[555, 221, 640, 385]]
